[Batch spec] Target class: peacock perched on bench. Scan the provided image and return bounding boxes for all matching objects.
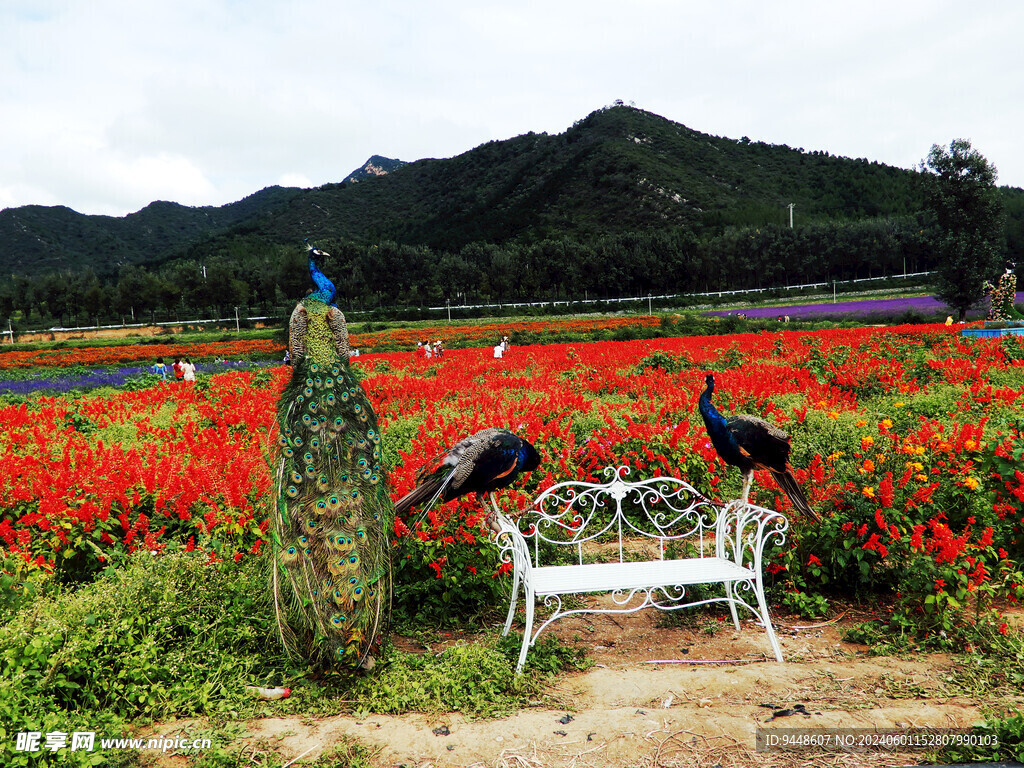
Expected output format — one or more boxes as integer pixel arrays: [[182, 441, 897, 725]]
[[394, 428, 541, 530], [699, 372, 819, 521], [271, 241, 394, 672]]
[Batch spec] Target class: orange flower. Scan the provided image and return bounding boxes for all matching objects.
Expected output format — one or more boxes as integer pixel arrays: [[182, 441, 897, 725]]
[[862, 486, 875, 499]]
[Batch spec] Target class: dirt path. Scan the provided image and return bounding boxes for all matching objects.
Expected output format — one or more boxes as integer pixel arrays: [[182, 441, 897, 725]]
[[144, 605, 1020, 768]]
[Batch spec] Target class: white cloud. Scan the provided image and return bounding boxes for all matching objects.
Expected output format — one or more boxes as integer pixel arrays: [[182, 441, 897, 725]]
[[2, 0, 1023, 216], [278, 173, 313, 189]]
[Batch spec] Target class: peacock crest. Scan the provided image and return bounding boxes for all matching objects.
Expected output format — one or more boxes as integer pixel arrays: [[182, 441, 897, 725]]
[[271, 241, 394, 671]]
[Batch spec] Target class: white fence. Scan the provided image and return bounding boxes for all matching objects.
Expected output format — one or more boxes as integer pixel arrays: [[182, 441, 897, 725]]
[[426, 271, 934, 312], [2, 270, 934, 342]]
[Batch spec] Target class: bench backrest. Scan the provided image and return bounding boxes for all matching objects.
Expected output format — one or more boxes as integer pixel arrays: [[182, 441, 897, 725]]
[[515, 465, 719, 566]]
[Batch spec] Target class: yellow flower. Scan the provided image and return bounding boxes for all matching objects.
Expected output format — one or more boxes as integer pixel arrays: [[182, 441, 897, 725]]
[[828, 411, 839, 420], [894, 402, 904, 407], [915, 446, 926, 455], [881, 418, 893, 429], [861, 436, 875, 450], [965, 440, 977, 451], [964, 477, 980, 490], [915, 474, 928, 482], [826, 451, 844, 462], [862, 486, 875, 498], [856, 419, 867, 427]]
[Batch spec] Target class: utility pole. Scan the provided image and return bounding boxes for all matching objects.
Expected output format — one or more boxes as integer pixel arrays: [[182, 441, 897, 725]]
[[235, 307, 240, 333], [787, 203, 795, 229]]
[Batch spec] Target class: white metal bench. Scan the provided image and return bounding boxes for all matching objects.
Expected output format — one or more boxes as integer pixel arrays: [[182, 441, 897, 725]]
[[492, 465, 790, 673]]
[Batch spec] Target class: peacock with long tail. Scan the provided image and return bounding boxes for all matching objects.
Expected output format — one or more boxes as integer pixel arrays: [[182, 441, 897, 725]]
[[698, 373, 819, 521], [271, 241, 394, 672], [394, 428, 541, 528]]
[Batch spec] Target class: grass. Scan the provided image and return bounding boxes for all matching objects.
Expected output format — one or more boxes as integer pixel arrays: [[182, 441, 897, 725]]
[[0, 548, 587, 766]]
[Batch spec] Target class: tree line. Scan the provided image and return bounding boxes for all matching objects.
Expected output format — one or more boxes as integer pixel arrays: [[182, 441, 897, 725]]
[[0, 217, 950, 330]]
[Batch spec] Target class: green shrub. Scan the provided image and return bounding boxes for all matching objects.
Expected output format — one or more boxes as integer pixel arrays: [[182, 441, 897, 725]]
[[0, 550, 287, 725]]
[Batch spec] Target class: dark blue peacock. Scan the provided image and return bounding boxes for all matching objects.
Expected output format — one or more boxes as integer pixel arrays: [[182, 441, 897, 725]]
[[394, 428, 541, 527], [699, 372, 819, 521], [271, 241, 394, 671]]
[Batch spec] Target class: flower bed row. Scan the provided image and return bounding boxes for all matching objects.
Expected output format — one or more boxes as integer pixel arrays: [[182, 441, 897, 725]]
[[2, 322, 1023, 641]]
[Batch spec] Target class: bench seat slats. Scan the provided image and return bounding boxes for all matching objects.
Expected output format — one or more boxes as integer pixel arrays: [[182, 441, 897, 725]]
[[531, 558, 753, 595]]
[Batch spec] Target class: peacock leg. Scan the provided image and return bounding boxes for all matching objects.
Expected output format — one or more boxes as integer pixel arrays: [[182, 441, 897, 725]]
[[740, 471, 753, 505], [486, 492, 502, 534]]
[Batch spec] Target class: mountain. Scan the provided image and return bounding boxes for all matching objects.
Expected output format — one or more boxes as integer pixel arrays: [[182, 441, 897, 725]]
[[0, 186, 301, 277], [1, 105, 1021, 279], [341, 155, 407, 185]]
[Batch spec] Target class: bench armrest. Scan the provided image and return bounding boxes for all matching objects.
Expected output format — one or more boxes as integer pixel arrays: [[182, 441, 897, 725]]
[[491, 511, 533, 577], [714, 501, 789, 573]]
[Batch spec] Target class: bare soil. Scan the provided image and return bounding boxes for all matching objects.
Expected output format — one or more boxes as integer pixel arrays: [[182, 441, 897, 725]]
[[143, 600, 1024, 768], [12, 323, 276, 344]]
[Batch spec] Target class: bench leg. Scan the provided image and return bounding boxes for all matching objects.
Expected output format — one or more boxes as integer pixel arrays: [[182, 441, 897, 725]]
[[515, 586, 535, 674], [754, 583, 784, 662], [502, 565, 521, 637], [725, 582, 741, 631]]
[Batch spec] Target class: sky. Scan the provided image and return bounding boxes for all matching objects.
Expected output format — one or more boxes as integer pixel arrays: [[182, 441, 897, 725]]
[[2, 0, 1022, 217]]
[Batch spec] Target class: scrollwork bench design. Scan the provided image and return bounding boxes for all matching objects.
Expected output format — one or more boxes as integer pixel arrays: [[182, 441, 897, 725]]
[[492, 466, 789, 673]]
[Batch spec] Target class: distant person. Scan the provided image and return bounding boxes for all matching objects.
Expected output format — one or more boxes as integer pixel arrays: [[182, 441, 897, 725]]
[[172, 358, 184, 380], [501, 335, 510, 352], [423, 340, 432, 359], [415, 341, 424, 358], [493, 341, 504, 359], [181, 357, 197, 382], [945, 315, 954, 326], [152, 358, 167, 379], [283, 350, 291, 366], [433, 340, 443, 358]]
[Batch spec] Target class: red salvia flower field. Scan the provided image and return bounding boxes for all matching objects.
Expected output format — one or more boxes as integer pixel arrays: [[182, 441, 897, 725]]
[[2, 319, 1024, 642]]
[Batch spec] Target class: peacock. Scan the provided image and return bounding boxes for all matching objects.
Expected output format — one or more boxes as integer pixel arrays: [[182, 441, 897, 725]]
[[698, 373, 819, 521], [394, 428, 541, 527], [271, 241, 394, 672]]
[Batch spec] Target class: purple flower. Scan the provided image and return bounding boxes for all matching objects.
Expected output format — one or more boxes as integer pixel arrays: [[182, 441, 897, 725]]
[[706, 293, 1024, 320], [0, 360, 275, 396]]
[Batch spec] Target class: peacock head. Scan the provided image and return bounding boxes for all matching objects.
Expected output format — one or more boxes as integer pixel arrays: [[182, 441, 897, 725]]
[[520, 440, 542, 472], [305, 239, 337, 306], [705, 373, 715, 391]]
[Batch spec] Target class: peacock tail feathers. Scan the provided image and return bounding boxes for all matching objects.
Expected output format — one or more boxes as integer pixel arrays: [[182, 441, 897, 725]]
[[271, 245, 393, 672]]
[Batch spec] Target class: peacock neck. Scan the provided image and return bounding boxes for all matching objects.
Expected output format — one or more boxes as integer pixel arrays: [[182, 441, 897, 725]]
[[698, 384, 727, 432]]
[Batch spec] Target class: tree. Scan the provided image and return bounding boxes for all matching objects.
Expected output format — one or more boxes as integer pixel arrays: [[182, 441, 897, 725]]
[[921, 139, 1004, 321]]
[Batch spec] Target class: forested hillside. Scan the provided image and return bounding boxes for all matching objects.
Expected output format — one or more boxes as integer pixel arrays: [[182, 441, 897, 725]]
[[2, 105, 1023, 328]]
